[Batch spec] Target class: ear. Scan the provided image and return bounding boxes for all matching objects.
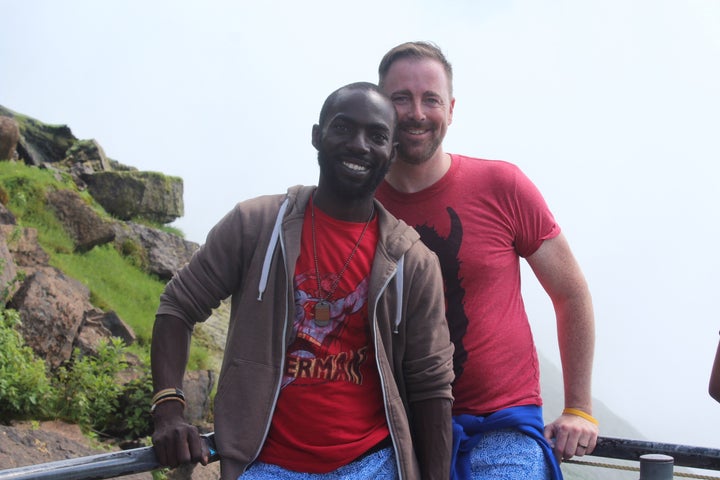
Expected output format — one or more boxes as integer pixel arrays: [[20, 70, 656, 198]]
[[448, 97, 456, 126], [390, 142, 398, 164], [311, 124, 321, 150]]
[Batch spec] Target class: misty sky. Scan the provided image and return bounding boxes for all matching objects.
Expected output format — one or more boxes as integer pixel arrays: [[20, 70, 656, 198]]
[[2, 0, 719, 451]]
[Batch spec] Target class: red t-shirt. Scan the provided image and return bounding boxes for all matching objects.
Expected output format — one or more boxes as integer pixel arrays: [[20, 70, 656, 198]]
[[258, 202, 389, 473], [376, 155, 560, 416]]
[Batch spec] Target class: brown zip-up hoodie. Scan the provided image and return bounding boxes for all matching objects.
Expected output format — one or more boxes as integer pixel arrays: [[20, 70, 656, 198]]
[[158, 186, 454, 480]]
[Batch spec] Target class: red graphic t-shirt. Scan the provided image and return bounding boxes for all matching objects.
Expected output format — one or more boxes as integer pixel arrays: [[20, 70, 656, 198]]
[[257, 202, 389, 473]]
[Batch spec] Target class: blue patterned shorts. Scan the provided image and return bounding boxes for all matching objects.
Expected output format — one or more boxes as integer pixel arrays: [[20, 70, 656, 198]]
[[238, 447, 397, 479], [468, 429, 552, 479]]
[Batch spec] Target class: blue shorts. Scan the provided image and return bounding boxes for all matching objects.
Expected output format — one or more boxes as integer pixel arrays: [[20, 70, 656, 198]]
[[238, 447, 397, 480], [467, 428, 552, 479]]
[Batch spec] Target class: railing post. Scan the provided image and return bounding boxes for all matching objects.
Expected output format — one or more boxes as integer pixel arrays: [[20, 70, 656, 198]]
[[639, 453, 674, 480]]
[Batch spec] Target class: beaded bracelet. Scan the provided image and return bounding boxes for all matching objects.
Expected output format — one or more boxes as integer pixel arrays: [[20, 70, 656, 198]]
[[563, 407, 599, 425]]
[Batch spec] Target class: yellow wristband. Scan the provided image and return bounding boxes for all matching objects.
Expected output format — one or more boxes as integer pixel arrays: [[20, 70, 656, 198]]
[[563, 407, 599, 425]]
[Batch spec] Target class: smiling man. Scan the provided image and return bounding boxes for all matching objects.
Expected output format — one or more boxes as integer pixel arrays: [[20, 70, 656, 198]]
[[375, 42, 597, 480], [150, 82, 454, 480]]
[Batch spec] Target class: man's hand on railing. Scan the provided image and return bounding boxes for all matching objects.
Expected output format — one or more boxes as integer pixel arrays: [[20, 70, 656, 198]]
[[151, 400, 211, 468], [544, 410, 600, 462]]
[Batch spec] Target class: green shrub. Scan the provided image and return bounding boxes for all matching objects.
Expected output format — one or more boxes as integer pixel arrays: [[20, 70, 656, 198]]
[[115, 372, 154, 439], [0, 308, 53, 420], [0, 308, 156, 437], [52, 338, 128, 433]]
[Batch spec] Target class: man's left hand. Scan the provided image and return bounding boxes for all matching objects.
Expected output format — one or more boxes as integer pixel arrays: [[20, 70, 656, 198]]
[[544, 413, 599, 462]]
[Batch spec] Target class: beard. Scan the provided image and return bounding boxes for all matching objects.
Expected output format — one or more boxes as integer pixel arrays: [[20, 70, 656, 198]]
[[396, 122, 444, 165], [317, 150, 391, 200]]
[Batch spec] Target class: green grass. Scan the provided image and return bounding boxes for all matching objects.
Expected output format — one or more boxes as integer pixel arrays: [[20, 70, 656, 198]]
[[0, 162, 76, 253], [51, 245, 164, 344]]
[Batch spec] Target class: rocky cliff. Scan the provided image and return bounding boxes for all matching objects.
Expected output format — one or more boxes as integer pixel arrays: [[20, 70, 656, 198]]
[[0, 105, 223, 478], [0, 104, 202, 367]]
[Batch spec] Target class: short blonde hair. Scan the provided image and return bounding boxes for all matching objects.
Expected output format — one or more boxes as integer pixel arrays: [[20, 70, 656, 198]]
[[378, 41, 453, 95]]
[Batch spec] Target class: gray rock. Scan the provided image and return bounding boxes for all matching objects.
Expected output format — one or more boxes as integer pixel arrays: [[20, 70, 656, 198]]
[[0, 202, 16, 225], [0, 224, 50, 268], [114, 222, 199, 280], [84, 170, 184, 224], [0, 105, 78, 166], [182, 370, 216, 427], [84, 308, 136, 345], [8, 266, 93, 368], [47, 189, 116, 252], [194, 299, 230, 373], [0, 116, 20, 160], [74, 316, 115, 357], [0, 232, 19, 301], [64, 138, 111, 172]]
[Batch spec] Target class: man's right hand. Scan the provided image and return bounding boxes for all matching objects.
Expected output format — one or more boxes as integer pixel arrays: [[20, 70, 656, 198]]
[[151, 401, 210, 468]]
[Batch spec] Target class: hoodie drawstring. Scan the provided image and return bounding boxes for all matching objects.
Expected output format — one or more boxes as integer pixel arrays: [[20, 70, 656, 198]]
[[257, 198, 289, 300], [393, 255, 405, 333]]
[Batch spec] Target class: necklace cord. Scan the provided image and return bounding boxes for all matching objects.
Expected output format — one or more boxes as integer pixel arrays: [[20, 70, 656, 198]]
[[310, 199, 375, 303]]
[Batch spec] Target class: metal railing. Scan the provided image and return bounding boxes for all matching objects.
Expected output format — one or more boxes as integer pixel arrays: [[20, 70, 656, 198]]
[[593, 436, 720, 471], [0, 433, 218, 480], [0, 434, 718, 480]]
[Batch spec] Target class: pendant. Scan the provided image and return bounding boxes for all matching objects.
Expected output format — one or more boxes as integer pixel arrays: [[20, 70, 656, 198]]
[[314, 300, 331, 327]]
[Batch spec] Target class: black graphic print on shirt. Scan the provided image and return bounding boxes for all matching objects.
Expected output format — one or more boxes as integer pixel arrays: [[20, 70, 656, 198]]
[[414, 207, 469, 383]]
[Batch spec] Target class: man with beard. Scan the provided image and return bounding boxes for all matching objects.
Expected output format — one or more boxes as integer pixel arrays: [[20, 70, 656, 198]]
[[150, 82, 454, 480], [375, 42, 597, 479]]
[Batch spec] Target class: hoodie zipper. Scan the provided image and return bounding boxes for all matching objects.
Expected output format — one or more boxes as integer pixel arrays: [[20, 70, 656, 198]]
[[250, 199, 291, 465], [372, 263, 405, 480]]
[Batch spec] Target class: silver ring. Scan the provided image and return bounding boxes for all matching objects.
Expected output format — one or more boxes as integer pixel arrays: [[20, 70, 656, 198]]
[[578, 444, 588, 449]]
